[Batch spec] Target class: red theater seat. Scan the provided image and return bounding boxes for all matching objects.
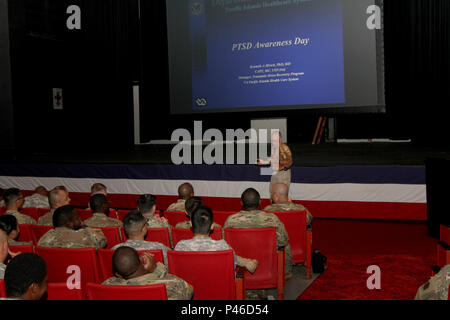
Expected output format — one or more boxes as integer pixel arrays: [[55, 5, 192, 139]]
[[437, 241, 450, 268], [17, 224, 35, 244], [213, 211, 236, 227], [86, 283, 168, 300], [47, 283, 84, 300], [9, 244, 34, 254], [77, 209, 93, 221], [117, 210, 131, 221], [441, 224, 450, 245], [268, 210, 312, 278], [0, 279, 6, 298], [171, 228, 223, 248], [164, 211, 189, 227], [91, 226, 122, 249], [167, 250, 245, 300], [0, 207, 6, 215], [37, 208, 51, 218], [224, 227, 285, 300], [97, 248, 165, 282], [35, 247, 100, 293], [31, 225, 54, 245], [19, 207, 39, 222], [121, 227, 171, 249]]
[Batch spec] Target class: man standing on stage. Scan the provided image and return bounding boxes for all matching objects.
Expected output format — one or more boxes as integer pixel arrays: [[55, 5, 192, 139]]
[[257, 131, 293, 195]]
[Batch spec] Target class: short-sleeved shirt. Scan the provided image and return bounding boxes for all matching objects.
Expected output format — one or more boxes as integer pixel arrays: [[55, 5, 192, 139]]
[[37, 226, 107, 249], [102, 262, 193, 300], [4, 210, 36, 225], [264, 202, 313, 225], [166, 199, 186, 212], [22, 193, 50, 209], [84, 213, 123, 228], [112, 240, 170, 266], [415, 265, 450, 300]]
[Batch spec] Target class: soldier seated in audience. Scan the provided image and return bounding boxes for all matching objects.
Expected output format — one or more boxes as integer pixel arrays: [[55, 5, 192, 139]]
[[38, 204, 107, 249], [22, 186, 50, 209], [264, 183, 313, 225], [38, 186, 70, 226], [112, 211, 171, 265], [0, 215, 32, 246], [138, 194, 169, 228], [175, 197, 222, 229], [84, 194, 122, 227], [175, 205, 258, 273], [3, 253, 48, 300], [0, 230, 9, 279], [415, 264, 450, 300], [224, 188, 293, 279], [166, 182, 194, 212], [87, 183, 108, 209], [102, 246, 193, 300], [3, 188, 36, 224]]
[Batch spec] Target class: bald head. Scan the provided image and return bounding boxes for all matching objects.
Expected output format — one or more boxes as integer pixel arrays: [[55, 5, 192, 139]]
[[271, 183, 289, 203], [112, 247, 141, 279], [178, 183, 194, 200], [34, 186, 48, 197]]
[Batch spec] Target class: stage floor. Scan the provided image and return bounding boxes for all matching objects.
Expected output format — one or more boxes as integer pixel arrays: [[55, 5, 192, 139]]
[[3, 142, 450, 166]]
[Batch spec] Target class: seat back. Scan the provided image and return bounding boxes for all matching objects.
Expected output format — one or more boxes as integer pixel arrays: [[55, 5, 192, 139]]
[[17, 224, 35, 243], [9, 244, 34, 253], [97, 248, 165, 282], [121, 227, 171, 248], [77, 209, 93, 221], [171, 228, 223, 248], [86, 282, 168, 300], [37, 208, 51, 218], [20, 207, 39, 222], [117, 210, 131, 221], [224, 228, 278, 289], [91, 227, 122, 249], [35, 247, 100, 292], [164, 211, 189, 227], [0, 279, 6, 298], [47, 283, 84, 300], [0, 207, 6, 215], [213, 211, 236, 227], [31, 225, 54, 245], [167, 250, 236, 300], [269, 210, 308, 263]]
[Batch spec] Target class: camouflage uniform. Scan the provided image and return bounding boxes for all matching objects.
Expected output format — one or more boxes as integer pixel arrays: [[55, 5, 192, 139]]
[[175, 236, 236, 267], [264, 202, 313, 225], [37, 209, 54, 226], [0, 263, 5, 279], [415, 265, 450, 300], [223, 209, 293, 275], [112, 240, 170, 266], [0, 200, 5, 207], [84, 213, 123, 228], [166, 199, 186, 212], [8, 239, 32, 246], [102, 262, 193, 300], [37, 226, 107, 249], [4, 210, 36, 225], [22, 193, 50, 209], [175, 220, 222, 229]]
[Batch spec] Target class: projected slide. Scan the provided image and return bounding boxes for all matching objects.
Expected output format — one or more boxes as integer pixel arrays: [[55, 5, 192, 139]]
[[189, 0, 345, 110]]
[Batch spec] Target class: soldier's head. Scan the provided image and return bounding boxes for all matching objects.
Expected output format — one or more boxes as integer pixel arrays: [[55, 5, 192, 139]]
[[0, 229, 9, 265], [3, 188, 24, 210], [112, 246, 156, 280], [137, 194, 157, 216], [91, 183, 107, 196], [89, 194, 110, 216], [0, 214, 21, 241], [178, 182, 194, 200], [271, 183, 289, 204], [185, 196, 202, 218], [241, 188, 261, 211], [48, 187, 70, 210], [4, 253, 48, 300], [123, 210, 148, 240], [53, 205, 82, 230], [190, 205, 214, 235], [34, 186, 48, 197]]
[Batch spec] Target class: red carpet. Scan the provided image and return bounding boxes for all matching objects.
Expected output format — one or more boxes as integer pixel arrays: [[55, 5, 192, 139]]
[[298, 219, 438, 300]]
